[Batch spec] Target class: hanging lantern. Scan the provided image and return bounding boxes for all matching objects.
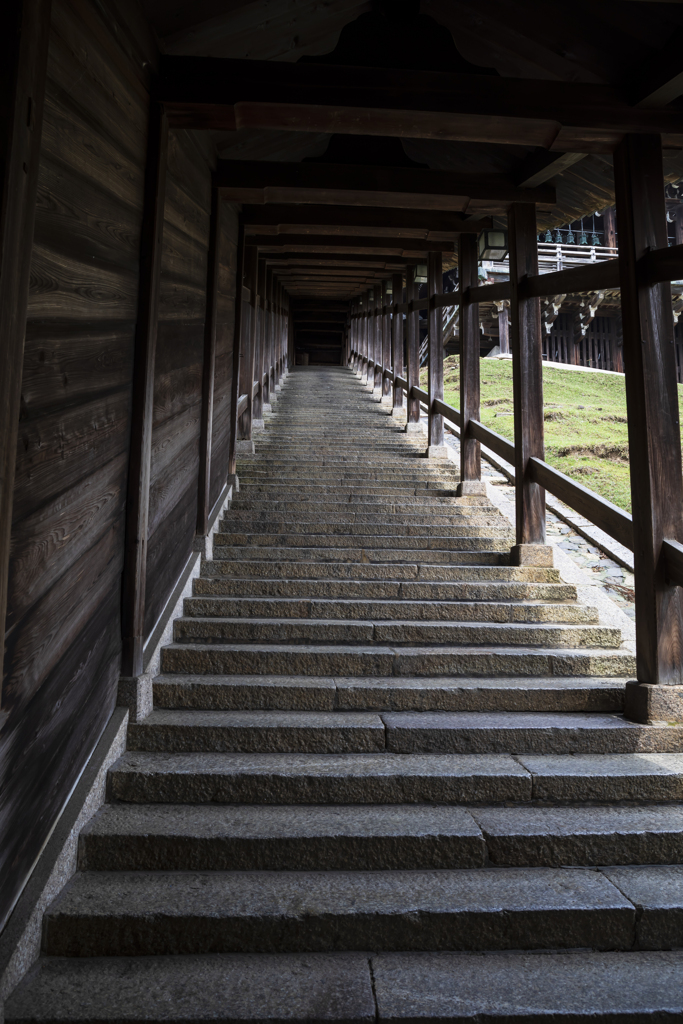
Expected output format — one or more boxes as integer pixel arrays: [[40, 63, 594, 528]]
[[414, 263, 428, 283], [544, 228, 552, 243], [553, 228, 562, 244], [477, 229, 508, 261], [579, 229, 588, 245], [566, 227, 575, 244], [591, 232, 600, 245]]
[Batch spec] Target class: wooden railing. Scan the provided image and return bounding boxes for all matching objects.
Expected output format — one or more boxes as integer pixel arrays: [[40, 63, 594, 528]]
[[363, 351, 683, 589]]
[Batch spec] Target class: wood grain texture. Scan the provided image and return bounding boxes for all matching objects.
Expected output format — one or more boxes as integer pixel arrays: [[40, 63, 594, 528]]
[[1, 0, 148, 934], [212, 203, 239, 494], [615, 133, 683, 686], [427, 251, 444, 448], [459, 233, 481, 484]]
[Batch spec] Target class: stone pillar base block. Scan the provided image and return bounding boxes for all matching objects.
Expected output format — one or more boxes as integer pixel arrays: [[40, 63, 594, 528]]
[[458, 480, 488, 497], [274, 384, 282, 392], [427, 444, 451, 459], [117, 674, 152, 723], [511, 543, 554, 567], [405, 421, 425, 434], [380, 395, 393, 407], [625, 681, 683, 724], [235, 439, 255, 454], [252, 418, 265, 432]]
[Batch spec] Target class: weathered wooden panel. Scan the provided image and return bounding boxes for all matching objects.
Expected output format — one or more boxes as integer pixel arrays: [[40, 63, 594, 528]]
[[0, 0, 147, 934], [144, 129, 213, 640], [210, 201, 239, 509]]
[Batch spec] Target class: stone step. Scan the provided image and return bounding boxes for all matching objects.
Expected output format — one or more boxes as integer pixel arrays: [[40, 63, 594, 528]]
[[201, 561, 563, 583], [4, 952, 378, 1024], [173, 618, 619, 648], [79, 803, 486, 871], [124, 709, 677, 755], [192, 577, 578, 602], [217, 521, 505, 538], [77, 802, 683, 870], [42, 866, 638, 956], [182, 597, 596, 625], [230, 498, 494, 513], [152, 673, 625, 713], [160, 642, 636, 678], [239, 485, 464, 497], [109, 750, 683, 804], [210, 546, 511, 564], [224, 510, 500, 525]]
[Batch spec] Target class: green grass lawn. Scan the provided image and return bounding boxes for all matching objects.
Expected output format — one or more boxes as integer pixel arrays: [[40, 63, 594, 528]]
[[421, 355, 683, 514]]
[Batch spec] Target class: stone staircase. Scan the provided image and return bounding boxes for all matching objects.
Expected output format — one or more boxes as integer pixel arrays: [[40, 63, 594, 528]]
[[8, 365, 683, 1022]]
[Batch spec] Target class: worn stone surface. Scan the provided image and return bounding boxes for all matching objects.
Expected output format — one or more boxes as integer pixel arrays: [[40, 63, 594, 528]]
[[108, 751, 531, 804], [372, 950, 683, 1021], [127, 709, 385, 753], [601, 865, 683, 949], [520, 753, 683, 801], [80, 804, 486, 871], [382, 711, 666, 755], [44, 867, 633, 956], [472, 805, 683, 866], [5, 953, 376, 1023]]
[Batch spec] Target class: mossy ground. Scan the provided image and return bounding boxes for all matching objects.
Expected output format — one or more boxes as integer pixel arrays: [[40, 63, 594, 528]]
[[420, 355, 683, 514]]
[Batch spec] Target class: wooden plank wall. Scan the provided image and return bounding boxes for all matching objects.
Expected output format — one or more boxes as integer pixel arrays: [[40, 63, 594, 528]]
[[0, 0, 153, 931], [210, 202, 239, 512], [144, 129, 212, 639]]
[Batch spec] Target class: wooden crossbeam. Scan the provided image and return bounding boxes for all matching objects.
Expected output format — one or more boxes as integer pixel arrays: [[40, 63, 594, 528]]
[[243, 204, 493, 231], [248, 234, 454, 252], [216, 161, 552, 210], [160, 56, 683, 151]]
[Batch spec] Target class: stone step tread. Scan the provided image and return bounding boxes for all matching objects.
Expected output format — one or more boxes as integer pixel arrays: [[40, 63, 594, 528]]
[[160, 643, 636, 680], [201, 562, 563, 582], [182, 598, 596, 624], [152, 673, 625, 713], [214, 536, 513, 551], [192, 579, 579, 600], [109, 750, 683, 804], [78, 803, 683, 870], [42, 866, 638, 955], [4, 953, 378, 1024], [174, 618, 620, 648], [126, 709, 679, 755], [211, 548, 511, 564], [217, 524, 506, 538]]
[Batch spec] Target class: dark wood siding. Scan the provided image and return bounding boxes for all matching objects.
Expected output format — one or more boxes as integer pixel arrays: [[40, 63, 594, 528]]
[[210, 202, 239, 512], [143, 131, 214, 639], [0, 0, 153, 932]]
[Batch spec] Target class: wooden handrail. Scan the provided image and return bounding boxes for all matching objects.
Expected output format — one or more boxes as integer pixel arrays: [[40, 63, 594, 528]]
[[411, 384, 429, 402], [469, 419, 516, 463], [237, 393, 248, 417], [528, 456, 633, 549], [663, 538, 683, 589], [522, 258, 620, 298], [433, 396, 462, 428], [642, 243, 683, 286], [467, 282, 510, 303]]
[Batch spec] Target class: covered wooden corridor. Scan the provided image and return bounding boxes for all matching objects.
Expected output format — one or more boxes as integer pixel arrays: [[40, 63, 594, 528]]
[[4, 0, 683, 1018]]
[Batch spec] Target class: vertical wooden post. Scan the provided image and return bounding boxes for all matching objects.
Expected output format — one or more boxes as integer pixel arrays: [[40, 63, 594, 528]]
[[382, 279, 391, 398], [228, 216, 245, 478], [509, 202, 550, 566], [603, 206, 617, 249], [238, 244, 256, 438], [121, 102, 169, 678], [458, 234, 486, 495], [405, 266, 421, 429], [392, 271, 404, 412], [262, 265, 272, 407], [498, 302, 510, 355], [365, 288, 373, 385], [0, 0, 51, 665], [427, 251, 445, 452], [373, 285, 383, 394], [614, 134, 683, 719], [197, 189, 221, 537], [254, 258, 265, 421]]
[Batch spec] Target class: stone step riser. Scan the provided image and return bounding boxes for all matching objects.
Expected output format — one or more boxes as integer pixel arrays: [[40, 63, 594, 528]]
[[211, 548, 511, 564], [151, 675, 625, 714], [173, 619, 620, 647], [160, 644, 636, 679], [182, 598, 595, 625], [218, 523, 505, 538], [192, 579, 578, 601], [42, 867, 639, 956], [201, 562, 563, 583]]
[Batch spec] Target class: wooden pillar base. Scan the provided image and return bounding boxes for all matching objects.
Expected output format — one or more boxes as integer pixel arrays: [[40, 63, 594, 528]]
[[405, 422, 425, 434], [235, 439, 255, 454], [117, 674, 153, 724], [457, 481, 487, 497], [625, 681, 683, 724], [511, 543, 554, 567], [427, 444, 453, 460]]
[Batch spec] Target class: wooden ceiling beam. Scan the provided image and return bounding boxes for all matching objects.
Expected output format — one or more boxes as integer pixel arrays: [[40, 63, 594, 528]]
[[629, 29, 683, 107], [159, 56, 683, 152], [219, 163, 547, 211], [263, 252, 418, 266], [247, 234, 454, 252], [242, 201, 489, 232]]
